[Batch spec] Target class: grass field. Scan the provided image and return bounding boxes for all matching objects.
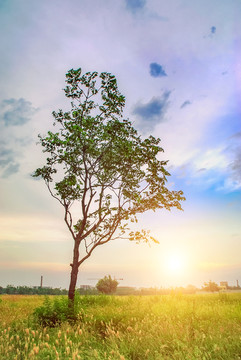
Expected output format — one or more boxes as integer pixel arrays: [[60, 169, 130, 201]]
[[0, 293, 241, 359]]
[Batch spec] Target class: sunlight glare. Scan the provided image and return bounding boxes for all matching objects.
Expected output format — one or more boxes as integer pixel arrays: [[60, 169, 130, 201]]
[[165, 253, 186, 274]]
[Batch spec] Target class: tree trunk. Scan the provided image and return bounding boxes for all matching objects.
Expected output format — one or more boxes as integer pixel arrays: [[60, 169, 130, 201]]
[[68, 241, 80, 303]]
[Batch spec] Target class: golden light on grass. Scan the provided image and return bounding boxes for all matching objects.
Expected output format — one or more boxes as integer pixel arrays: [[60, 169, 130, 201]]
[[0, 294, 241, 358]]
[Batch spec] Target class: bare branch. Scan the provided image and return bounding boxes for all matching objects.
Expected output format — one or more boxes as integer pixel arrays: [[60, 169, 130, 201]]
[[64, 204, 76, 241], [46, 180, 64, 207]]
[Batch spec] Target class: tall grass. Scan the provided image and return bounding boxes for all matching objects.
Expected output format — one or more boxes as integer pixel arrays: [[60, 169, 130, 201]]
[[0, 293, 241, 359]]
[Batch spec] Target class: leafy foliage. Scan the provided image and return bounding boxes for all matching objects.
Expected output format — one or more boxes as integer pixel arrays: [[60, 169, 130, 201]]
[[96, 275, 119, 294]]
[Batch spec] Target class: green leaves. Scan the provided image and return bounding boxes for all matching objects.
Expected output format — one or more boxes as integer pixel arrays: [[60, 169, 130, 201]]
[[32, 166, 56, 182], [33, 67, 185, 252], [55, 175, 81, 201]]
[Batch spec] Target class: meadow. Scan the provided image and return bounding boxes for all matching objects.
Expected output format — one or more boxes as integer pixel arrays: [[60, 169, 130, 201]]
[[0, 293, 240, 359]]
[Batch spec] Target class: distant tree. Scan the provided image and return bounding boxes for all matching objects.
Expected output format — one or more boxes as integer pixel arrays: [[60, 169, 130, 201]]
[[96, 275, 119, 294], [33, 68, 185, 306], [202, 281, 219, 292], [5, 285, 16, 294], [17, 286, 32, 295]]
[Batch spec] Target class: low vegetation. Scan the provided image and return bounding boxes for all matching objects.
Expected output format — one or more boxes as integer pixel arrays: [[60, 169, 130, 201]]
[[0, 293, 241, 359]]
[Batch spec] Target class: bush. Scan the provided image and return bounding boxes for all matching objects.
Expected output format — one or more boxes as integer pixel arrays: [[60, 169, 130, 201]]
[[34, 293, 82, 327]]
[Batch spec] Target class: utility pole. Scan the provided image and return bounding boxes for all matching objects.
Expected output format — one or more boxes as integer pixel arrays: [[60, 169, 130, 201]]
[[40, 275, 43, 288]]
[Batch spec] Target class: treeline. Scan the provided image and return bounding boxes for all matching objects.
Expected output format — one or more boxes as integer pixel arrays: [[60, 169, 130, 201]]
[[133, 286, 198, 295], [78, 286, 199, 296], [1, 284, 240, 296], [0, 285, 68, 295], [0, 285, 197, 296]]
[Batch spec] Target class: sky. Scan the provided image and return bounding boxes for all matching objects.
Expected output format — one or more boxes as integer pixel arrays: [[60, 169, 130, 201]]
[[0, 0, 241, 290]]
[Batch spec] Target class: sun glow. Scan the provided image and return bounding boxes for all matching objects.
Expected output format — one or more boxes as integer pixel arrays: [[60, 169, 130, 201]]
[[165, 253, 186, 275]]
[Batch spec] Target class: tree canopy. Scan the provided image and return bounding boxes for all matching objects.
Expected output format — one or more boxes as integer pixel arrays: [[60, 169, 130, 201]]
[[33, 68, 185, 301], [202, 281, 219, 292], [96, 275, 119, 294]]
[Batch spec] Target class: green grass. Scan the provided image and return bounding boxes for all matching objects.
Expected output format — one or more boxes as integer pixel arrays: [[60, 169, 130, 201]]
[[0, 293, 241, 359]]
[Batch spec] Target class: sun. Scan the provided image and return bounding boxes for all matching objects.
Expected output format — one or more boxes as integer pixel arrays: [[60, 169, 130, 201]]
[[165, 253, 186, 274]]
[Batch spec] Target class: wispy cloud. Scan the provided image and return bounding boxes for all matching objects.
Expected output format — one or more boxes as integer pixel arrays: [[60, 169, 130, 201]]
[[0, 98, 37, 127], [149, 62, 167, 77], [0, 260, 69, 272], [0, 145, 20, 178], [175, 129, 241, 193], [211, 26, 216, 35], [0, 214, 69, 242], [1, 163, 20, 178], [230, 152, 241, 182], [228, 132, 241, 186], [198, 261, 229, 271], [204, 25, 217, 39], [203, 25, 217, 39], [0, 148, 14, 167], [180, 100, 191, 109], [133, 91, 171, 130], [125, 0, 146, 13], [0, 98, 37, 178]]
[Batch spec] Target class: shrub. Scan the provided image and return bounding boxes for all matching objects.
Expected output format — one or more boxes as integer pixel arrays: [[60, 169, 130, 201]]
[[34, 293, 82, 327]]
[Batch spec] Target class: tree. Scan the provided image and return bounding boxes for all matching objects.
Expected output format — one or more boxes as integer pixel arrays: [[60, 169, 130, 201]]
[[33, 68, 185, 305], [96, 275, 119, 294], [202, 281, 219, 292]]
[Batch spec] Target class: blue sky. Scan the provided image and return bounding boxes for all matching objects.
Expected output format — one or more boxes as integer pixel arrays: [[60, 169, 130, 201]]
[[0, 0, 240, 289]]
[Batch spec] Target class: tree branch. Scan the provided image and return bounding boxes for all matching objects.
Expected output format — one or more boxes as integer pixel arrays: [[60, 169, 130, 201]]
[[64, 203, 76, 241], [46, 180, 64, 207]]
